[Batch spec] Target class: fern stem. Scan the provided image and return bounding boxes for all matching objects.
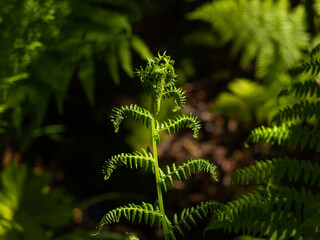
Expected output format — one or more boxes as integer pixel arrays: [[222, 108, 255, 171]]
[[151, 108, 169, 239]]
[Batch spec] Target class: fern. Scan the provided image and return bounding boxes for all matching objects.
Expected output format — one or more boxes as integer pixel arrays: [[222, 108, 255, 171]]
[[111, 104, 153, 133], [136, 53, 177, 115], [162, 86, 186, 112], [272, 100, 320, 123], [245, 123, 320, 151], [103, 149, 156, 181], [292, 43, 320, 76], [277, 79, 320, 99], [208, 186, 319, 239], [98, 54, 220, 239], [230, 157, 320, 186], [157, 114, 201, 138], [160, 159, 218, 192], [188, 0, 309, 79], [207, 41, 320, 239], [96, 202, 165, 232], [168, 201, 230, 237]]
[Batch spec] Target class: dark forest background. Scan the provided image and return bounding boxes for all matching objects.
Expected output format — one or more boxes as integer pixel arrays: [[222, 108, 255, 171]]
[[0, 0, 319, 239]]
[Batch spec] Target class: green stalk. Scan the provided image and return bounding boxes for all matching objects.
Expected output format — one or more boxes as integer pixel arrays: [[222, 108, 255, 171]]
[[151, 105, 169, 240]]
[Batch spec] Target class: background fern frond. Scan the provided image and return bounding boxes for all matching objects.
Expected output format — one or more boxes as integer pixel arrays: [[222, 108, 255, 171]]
[[158, 114, 201, 138], [206, 186, 318, 238], [230, 157, 320, 186], [277, 79, 320, 99], [188, 0, 309, 78], [169, 201, 230, 238], [245, 123, 320, 151], [111, 104, 153, 133], [103, 149, 155, 180], [293, 60, 320, 76], [160, 158, 217, 192], [272, 100, 320, 123], [162, 86, 186, 112], [96, 202, 164, 233]]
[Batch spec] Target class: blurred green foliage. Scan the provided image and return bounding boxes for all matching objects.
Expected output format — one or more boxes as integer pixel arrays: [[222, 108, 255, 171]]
[[0, 0, 152, 147], [0, 162, 73, 240], [188, 0, 314, 123]]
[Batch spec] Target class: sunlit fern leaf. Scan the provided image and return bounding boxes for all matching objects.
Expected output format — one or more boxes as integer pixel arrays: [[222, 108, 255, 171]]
[[160, 158, 217, 192], [168, 201, 231, 237], [162, 86, 186, 112], [95, 202, 164, 234], [277, 79, 320, 99], [136, 53, 176, 115], [110, 104, 153, 133], [230, 157, 320, 186], [103, 149, 156, 180], [272, 100, 320, 123], [157, 114, 201, 138], [245, 123, 320, 151]]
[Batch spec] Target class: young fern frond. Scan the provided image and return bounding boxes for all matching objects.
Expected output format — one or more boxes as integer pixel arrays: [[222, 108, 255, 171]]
[[162, 86, 186, 112], [111, 104, 153, 133], [103, 149, 156, 180], [160, 159, 218, 192], [245, 123, 320, 151], [277, 79, 320, 99], [157, 114, 201, 138], [230, 157, 320, 186], [101, 54, 219, 239], [96, 202, 164, 233], [272, 100, 320, 123], [136, 53, 176, 115], [168, 201, 230, 238]]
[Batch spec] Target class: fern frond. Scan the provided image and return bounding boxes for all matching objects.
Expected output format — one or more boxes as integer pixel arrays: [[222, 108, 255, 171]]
[[245, 123, 320, 151], [188, 0, 309, 78], [136, 53, 176, 115], [293, 43, 320, 76], [207, 186, 318, 238], [169, 201, 230, 237], [103, 149, 155, 180], [157, 114, 201, 138], [272, 100, 320, 123], [96, 202, 164, 233], [160, 159, 217, 192], [110, 104, 153, 133], [277, 79, 320, 99], [230, 157, 320, 186], [162, 86, 186, 112], [293, 59, 320, 76]]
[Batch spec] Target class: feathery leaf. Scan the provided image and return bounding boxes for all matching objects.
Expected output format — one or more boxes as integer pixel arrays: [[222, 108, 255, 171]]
[[160, 158, 218, 192], [272, 100, 320, 123], [245, 123, 320, 152], [103, 149, 155, 180], [110, 104, 153, 133], [95, 202, 164, 234], [158, 114, 201, 138], [169, 201, 231, 237], [162, 86, 187, 112]]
